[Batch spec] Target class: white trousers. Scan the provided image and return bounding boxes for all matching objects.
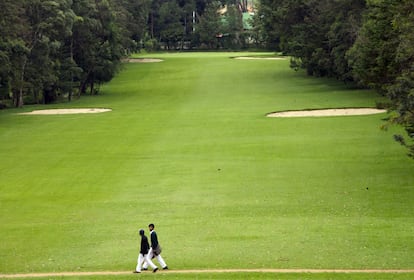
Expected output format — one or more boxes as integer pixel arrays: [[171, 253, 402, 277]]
[[136, 253, 157, 272], [143, 247, 167, 269]]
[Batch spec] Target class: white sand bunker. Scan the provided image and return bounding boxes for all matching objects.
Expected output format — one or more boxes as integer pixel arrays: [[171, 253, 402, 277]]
[[125, 58, 163, 63], [267, 108, 387, 118], [20, 108, 112, 115], [234, 56, 287, 60]]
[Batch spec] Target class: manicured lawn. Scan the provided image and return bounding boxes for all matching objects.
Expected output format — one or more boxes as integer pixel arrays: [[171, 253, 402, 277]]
[[0, 52, 413, 279]]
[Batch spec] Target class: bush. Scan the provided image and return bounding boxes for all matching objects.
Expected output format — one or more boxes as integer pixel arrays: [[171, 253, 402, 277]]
[[144, 39, 160, 52]]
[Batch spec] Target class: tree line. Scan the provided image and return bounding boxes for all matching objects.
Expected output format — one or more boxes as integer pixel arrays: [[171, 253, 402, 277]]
[[0, 0, 145, 107], [143, 0, 254, 51], [0, 0, 254, 108], [257, 0, 414, 157], [1, 0, 412, 156]]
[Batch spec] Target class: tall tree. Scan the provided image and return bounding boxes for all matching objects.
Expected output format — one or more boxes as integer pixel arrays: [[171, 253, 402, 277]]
[[383, 0, 414, 156], [158, 0, 183, 49], [327, 0, 365, 82], [72, 0, 122, 96], [177, 0, 197, 48], [25, 0, 77, 104], [347, 0, 398, 92], [7, 0, 77, 107], [0, 0, 26, 104], [222, 4, 244, 48], [351, 0, 414, 157], [196, 1, 222, 48], [110, 0, 151, 52]]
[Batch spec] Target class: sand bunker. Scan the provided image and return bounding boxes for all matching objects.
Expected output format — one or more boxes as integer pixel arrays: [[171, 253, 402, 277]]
[[267, 108, 387, 118], [19, 108, 112, 115], [234, 57, 287, 60], [125, 58, 163, 63]]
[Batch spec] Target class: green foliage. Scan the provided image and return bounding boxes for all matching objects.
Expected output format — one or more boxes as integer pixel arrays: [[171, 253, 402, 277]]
[[349, 0, 414, 157], [386, 0, 414, 157], [145, 0, 250, 50], [110, 0, 151, 51], [195, 1, 223, 48], [143, 37, 160, 52], [0, 0, 147, 107], [347, 0, 398, 92], [159, 1, 184, 49], [72, 0, 124, 95], [258, 0, 365, 80], [221, 4, 244, 49]]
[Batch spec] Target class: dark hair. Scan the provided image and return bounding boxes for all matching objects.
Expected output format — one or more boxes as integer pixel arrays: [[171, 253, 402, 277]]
[[148, 223, 155, 228]]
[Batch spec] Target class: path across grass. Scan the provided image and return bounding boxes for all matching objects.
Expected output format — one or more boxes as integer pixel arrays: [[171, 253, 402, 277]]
[[1, 268, 414, 279]]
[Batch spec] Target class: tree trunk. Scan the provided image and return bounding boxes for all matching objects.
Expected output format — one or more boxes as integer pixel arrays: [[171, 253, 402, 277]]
[[78, 69, 92, 98], [68, 36, 74, 102], [151, 12, 154, 38], [16, 58, 27, 108], [78, 80, 87, 98], [90, 78, 94, 95]]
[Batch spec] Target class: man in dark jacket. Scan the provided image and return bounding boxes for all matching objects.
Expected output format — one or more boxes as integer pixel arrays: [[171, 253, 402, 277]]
[[134, 229, 158, 273], [142, 223, 168, 270]]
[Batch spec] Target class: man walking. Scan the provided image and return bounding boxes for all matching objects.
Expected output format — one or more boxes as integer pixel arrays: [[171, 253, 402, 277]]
[[143, 223, 168, 270], [134, 229, 158, 273]]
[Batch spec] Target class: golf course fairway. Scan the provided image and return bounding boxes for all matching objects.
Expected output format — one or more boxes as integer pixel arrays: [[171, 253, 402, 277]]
[[0, 52, 413, 279]]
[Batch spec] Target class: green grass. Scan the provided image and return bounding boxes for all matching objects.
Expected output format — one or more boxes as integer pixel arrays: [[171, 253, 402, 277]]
[[0, 52, 413, 279]]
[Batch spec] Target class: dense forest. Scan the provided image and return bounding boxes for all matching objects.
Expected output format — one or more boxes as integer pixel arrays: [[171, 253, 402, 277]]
[[0, 0, 413, 155]]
